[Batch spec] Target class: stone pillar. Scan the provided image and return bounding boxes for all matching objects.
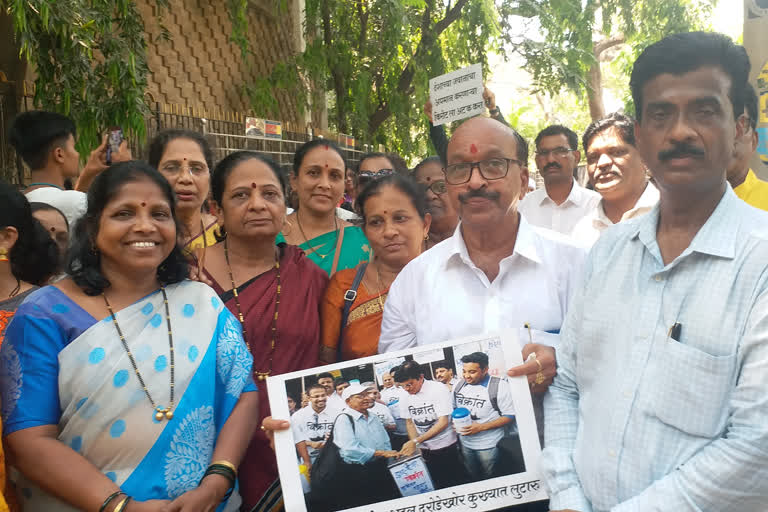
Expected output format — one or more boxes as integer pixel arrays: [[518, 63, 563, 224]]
[[744, 0, 768, 178]]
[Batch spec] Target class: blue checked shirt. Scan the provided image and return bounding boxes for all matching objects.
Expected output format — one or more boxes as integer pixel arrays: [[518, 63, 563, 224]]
[[333, 407, 392, 465], [543, 186, 768, 512]]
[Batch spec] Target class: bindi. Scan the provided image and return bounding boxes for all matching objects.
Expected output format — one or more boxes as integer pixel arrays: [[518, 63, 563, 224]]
[[50, 227, 56, 232], [470, 144, 478, 154], [251, 182, 258, 188], [140, 202, 146, 207]]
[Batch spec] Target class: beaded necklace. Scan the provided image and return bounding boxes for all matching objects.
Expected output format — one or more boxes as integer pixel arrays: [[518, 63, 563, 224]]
[[224, 239, 281, 381], [103, 287, 175, 421]]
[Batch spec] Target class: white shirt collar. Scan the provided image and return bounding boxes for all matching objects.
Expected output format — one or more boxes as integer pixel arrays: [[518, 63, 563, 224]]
[[539, 179, 587, 207], [592, 182, 660, 228], [446, 214, 542, 270]]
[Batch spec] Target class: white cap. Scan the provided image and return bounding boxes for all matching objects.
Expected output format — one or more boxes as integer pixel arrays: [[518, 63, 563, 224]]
[[342, 383, 374, 402]]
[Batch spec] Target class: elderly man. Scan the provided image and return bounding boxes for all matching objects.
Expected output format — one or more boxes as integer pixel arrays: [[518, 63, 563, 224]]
[[292, 384, 337, 470], [571, 113, 659, 246], [518, 125, 600, 234], [727, 83, 768, 210], [327, 383, 400, 509], [379, 115, 587, 469], [544, 32, 768, 512]]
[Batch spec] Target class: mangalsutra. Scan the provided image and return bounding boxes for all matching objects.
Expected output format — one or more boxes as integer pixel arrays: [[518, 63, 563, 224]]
[[375, 264, 387, 312], [224, 239, 281, 381], [296, 213, 338, 259], [103, 287, 175, 421]]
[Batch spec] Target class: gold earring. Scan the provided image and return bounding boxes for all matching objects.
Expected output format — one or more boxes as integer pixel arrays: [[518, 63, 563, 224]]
[[424, 234, 429, 241], [0, 248, 8, 262]]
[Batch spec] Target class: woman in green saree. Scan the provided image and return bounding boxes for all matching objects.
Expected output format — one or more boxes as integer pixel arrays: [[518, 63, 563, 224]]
[[279, 139, 370, 275]]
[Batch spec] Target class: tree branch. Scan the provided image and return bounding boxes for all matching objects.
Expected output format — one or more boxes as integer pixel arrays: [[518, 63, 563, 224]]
[[594, 34, 625, 58]]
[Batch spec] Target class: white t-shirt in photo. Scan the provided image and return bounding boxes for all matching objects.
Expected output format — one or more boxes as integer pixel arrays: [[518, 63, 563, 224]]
[[453, 375, 516, 450], [291, 405, 339, 462], [370, 402, 396, 429], [401, 379, 457, 451], [381, 385, 409, 435]]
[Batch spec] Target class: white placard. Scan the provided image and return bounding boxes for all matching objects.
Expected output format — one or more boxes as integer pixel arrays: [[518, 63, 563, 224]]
[[267, 330, 546, 512], [429, 63, 485, 126]]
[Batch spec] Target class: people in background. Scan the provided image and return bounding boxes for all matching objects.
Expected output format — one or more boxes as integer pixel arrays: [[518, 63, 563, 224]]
[[280, 139, 370, 276], [570, 113, 659, 246], [727, 83, 768, 211], [148, 129, 219, 254], [320, 175, 430, 362], [361, 383, 396, 432], [380, 371, 410, 450], [413, 156, 458, 250], [292, 384, 337, 469], [518, 125, 600, 235], [433, 361, 459, 390], [29, 202, 69, 263]]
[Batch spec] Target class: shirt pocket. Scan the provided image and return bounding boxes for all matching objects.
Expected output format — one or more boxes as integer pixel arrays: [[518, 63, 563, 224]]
[[645, 337, 736, 438]]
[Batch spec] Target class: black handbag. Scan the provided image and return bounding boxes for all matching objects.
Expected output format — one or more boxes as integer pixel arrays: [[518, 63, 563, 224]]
[[308, 413, 355, 500]]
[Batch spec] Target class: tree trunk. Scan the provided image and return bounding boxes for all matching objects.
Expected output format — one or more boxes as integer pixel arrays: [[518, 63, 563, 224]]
[[587, 35, 625, 121]]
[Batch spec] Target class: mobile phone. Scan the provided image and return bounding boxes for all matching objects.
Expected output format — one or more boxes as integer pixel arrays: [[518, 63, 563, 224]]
[[105, 127, 123, 165]]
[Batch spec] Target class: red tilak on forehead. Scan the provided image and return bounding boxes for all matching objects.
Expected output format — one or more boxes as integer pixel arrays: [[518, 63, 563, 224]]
[[141, 202, 146, 207], [50, 227, 56, 232], [470, 144, 478, 154], [182, 157, 187, 161], [251, 182, 258, 188]]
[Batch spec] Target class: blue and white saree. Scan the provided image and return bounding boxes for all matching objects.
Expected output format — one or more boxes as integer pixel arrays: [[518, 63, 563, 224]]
[[0, 280, 256, 511]]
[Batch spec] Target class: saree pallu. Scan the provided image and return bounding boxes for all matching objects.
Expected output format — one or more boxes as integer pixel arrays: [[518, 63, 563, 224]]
[[320, 266, 389, 360], [0, 281, 255, 511], [207, 244, 329, 512], [276, 226, 370, 276], [183, 219, 219, 255]]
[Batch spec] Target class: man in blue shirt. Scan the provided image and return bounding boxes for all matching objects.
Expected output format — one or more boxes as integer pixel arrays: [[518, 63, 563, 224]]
[[544, 32, 768, 512]]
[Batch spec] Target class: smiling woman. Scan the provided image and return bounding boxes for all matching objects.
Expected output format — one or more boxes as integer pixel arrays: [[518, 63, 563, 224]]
[[0, 161, 259, 511]]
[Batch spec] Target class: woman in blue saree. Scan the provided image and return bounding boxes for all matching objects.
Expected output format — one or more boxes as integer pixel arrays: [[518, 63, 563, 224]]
[[0, 162, 258, 512]]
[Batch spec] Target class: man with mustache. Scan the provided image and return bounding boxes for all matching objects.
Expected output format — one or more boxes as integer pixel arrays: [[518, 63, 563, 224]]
[[571, 113, 659, 246], [544, 32, 768, 512], [727, 83, 768, 211], [518, 125, 600, 235], [380, 116, 586, 510]]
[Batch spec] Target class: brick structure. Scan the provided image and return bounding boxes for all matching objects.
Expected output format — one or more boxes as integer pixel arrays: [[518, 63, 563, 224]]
[[138, 0, 305, 126]]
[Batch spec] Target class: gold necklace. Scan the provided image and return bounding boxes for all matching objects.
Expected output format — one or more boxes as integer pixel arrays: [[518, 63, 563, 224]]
[[375, 264, 387, 312], [103, 287, 175, 421], [296, 212, 339, 259], [224, 238, 281, 381]]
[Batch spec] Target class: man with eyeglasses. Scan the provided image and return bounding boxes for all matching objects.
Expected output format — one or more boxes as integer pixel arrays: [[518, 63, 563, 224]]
[[413, 156, 459, 249], [518, 125, 600, 235], [379, 118, 587, 497], [292, 384, 338, 471], [570, 113, 659, 247]]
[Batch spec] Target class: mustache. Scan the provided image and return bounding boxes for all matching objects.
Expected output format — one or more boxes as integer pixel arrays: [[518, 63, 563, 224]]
[[543, 162, 561, 172], [458, 188, 501, 204], [658, 143, 705, 162]]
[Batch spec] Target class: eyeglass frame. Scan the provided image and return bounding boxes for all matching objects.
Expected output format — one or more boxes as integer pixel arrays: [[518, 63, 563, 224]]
[[442, 157, 522, 185], [534, 146, 575, 159], [158, 161, 210, 177], [358, 169, 395, 184]]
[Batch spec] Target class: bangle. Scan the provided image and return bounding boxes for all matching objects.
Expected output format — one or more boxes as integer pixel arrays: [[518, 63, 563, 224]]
[[99, 491, 122, 512], [209, 460, 237, 476], [202, 463, 237, 487], [113, 496, 131, 512]]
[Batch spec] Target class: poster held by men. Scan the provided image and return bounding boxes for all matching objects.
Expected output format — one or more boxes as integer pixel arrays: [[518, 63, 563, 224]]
[[267, 330, 547, 512]]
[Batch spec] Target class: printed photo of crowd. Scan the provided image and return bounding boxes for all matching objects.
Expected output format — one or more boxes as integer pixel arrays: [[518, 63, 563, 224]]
[[281, 341, 526, 511]]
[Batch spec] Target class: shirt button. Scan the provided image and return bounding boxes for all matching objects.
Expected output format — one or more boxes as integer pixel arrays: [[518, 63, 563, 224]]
[[608, 449, 617, 457], [623, 390, 632, 398], [654, 275, 663, 282]]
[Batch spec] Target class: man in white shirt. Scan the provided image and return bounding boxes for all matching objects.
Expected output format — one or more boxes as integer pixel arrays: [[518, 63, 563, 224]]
[[571, 113, 659, 246], [453, 352, 515, 481], [326, 377, 349, 413], [519, 125, 600, 234], [395, 361, 467, 489], [379, 117, 587, 449], [380, 372, 410, 449], [433, 362, 459, 390], [292, 384, 339, 469]]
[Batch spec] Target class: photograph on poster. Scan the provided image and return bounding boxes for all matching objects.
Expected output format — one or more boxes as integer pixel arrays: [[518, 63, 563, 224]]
[[268, 330, 546, 512]]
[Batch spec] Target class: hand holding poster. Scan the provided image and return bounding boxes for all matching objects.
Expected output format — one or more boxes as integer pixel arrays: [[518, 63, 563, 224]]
[[429, 63, 485, 126], [267, 330, 547, 512]]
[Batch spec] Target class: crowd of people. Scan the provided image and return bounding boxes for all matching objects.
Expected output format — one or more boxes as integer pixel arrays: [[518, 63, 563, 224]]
[[0, 28, 766, 512]]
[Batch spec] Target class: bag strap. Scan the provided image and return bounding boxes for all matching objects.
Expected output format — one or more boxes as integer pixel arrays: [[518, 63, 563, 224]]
[[328, 412, 355, 443], [336, 262, 368, 362], [329, 225, 346, 276], [452, 379, 467, 408], [488, 376, 502, 417]]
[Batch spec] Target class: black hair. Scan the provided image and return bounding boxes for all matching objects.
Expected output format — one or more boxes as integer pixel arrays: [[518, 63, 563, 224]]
[[317, 372, 334, 381], [630, 32, 750, 123], [0, 182, 60, 286], [210, 151, 286, 242], [582, 112, 637, 153], [413, 156, 443, 177], [306, 383, 327, 395], [535, 125, 578, 152], [512, 129, 529, 164], [393, 360, 423, 382], [433, 360, 452, 371], [334, 377, 350, 388], [292, 139, 347, 176], [147, 129, 214, 173], [460, 351, 489, 369], [745, 82, 758, 131], [9, 111, 77, 171], [356, 152, 394, 173], [386, 153, 410, 174], [67, 161, 189, 295], [29, 202, 70, 232], [357, 174, 428, 224]]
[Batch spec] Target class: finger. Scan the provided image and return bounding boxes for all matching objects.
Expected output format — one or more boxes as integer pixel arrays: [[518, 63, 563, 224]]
[[507, 359, 540, 377]]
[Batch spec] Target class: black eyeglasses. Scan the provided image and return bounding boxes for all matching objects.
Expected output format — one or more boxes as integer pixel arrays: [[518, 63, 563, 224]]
[[535, 147, 574, 158], [443, 157, 520, 185], [358, 169, 395, 185]]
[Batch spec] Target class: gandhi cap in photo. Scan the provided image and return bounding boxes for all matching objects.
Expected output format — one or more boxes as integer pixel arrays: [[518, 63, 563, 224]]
[[342, 383, 374, 402]]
